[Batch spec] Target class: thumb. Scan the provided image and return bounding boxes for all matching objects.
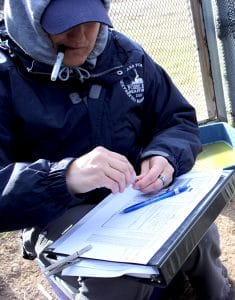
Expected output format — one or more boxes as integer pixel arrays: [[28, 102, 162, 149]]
[[137, 159, 150, 179]]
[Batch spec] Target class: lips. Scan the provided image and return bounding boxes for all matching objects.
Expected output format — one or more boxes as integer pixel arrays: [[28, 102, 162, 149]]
[[64, 44, 85, 51]]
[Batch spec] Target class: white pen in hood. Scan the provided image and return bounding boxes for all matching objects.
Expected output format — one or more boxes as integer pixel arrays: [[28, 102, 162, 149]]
[[51, 45, 65, 81]]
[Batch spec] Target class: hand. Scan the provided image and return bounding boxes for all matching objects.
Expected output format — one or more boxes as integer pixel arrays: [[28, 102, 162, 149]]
[[133, 156, 174, 193], [66, 146, 136, 195]]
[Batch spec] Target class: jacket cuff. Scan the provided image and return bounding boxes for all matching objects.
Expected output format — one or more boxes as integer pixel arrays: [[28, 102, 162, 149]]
[[47, 158, 76, 205], [141, 150, 170, 160]]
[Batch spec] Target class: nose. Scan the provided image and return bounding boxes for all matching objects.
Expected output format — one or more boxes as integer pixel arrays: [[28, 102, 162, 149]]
[[66, 25, 85, 42]]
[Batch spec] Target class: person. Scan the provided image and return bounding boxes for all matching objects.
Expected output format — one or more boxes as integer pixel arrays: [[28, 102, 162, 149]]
[[0, 0, 233, 299]]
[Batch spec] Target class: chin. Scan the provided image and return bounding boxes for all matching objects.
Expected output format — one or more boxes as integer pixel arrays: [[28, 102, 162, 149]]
[[63, 57, 87, 68]]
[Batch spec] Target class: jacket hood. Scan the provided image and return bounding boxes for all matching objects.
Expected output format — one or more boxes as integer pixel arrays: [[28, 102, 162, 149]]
[[4, 0, 111, 67]]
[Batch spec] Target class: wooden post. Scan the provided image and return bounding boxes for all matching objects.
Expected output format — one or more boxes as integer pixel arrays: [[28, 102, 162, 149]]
[[190, 0, 217, 120]]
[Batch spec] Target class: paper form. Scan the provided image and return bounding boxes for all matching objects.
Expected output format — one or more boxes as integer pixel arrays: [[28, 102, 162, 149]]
[[62, 259, 158, 278], [52, 170, 222, 267]]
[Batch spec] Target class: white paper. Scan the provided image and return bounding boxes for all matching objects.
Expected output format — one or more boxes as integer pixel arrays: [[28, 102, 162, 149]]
[[62, 259, 158, 278], [51, 170, 222, 276]]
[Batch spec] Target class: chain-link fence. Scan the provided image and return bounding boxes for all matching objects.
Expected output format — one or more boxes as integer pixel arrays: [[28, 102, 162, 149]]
[[109, 0, 209, 122], [0, 0, 3, 19]]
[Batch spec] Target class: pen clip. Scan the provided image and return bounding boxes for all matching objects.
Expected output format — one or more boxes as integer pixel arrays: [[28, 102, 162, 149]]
[[44, 244, 92, 276]]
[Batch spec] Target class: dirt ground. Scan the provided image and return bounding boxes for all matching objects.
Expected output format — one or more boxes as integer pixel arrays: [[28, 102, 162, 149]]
[[0, 232, 56, 300], [0, 197, 234, 300]]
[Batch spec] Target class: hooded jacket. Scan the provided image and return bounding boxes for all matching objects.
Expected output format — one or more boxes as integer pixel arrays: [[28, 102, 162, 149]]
[[0, 0, 201, 232]]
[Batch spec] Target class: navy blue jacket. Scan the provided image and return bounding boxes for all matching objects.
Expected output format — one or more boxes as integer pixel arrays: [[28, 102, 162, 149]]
[[0, 29, 201, 231]]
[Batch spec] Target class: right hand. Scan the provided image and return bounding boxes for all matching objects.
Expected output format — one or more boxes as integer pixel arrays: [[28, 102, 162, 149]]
[[66, 146, 136, 195]]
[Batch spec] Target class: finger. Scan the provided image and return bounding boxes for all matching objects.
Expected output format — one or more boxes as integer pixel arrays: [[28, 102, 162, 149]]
[[158, 163, 174, 187], [134, 157, 174, 192], [135, 160, 150, 182], [109, 160, 135, 181], [94, 147, 136, 186], [103, 167, 130, 193], [134, 165, 161, 190], [101, 175, 122, 194], [136, 171, 174, 193], [107, 158, 136, 186], [137, 179, 164, 194], [140, 159, 150, 175], [158, 174, 168, 187]]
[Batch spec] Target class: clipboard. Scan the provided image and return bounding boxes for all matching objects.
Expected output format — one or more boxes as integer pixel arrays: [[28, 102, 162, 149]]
[[41, 169, 235, 286]]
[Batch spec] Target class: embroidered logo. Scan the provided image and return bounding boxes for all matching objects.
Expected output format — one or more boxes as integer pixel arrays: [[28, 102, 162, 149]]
[[120, 66, 144, 104]]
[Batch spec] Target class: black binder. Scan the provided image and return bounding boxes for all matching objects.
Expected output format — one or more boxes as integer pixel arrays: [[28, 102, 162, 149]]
[[148, 170, 235, 286]]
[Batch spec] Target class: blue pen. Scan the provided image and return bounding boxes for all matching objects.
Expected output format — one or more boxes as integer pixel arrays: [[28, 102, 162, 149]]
[[121, 185, 190, 214]]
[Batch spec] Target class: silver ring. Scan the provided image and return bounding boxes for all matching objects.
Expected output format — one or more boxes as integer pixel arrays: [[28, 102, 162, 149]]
[[158, 174, 167, 187]]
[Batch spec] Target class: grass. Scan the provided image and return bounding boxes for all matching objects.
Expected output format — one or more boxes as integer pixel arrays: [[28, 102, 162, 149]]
[[0, 232, 11, 240]]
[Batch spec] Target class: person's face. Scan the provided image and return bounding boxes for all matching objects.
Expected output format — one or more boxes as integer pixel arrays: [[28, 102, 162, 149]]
[[49, 22, 101, 67]]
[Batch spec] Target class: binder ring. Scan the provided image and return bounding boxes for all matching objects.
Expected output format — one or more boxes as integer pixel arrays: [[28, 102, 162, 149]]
[[159, 174, 167, 187]]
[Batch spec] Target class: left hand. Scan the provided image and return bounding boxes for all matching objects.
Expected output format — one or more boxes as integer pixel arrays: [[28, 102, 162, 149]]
[[132, 156, 174, 193]]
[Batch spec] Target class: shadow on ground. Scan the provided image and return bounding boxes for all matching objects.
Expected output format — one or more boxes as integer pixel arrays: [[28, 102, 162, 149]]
[[0, 276, 18, 300]]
